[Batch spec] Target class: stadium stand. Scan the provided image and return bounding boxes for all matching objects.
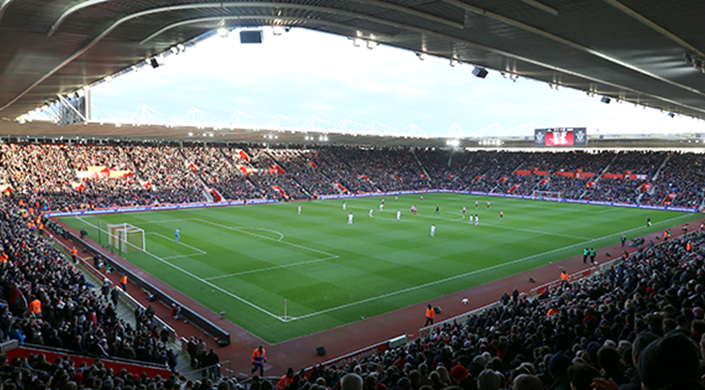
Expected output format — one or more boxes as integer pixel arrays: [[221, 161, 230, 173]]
[[2, 143, 702, 209], [1, 141, 705, 389]]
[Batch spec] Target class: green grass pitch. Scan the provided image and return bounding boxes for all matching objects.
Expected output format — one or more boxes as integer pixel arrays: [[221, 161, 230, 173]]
[[59, 193, 700, 343]]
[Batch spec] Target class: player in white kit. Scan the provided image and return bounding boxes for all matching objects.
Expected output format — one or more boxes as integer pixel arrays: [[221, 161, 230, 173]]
[[475, 214, 479, 226], [348, 213, 353, 225], [343, 201, 346, 210], [298, 205, 301, 214], [369, 208, 374, 217], [397, 210, 401, 221], [430, 224, 436, 237], [379, 203, 384, 212]]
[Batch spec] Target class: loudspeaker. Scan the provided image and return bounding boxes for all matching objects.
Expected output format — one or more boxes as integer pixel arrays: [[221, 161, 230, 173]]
[[150, 58, 159, 69], [472, 67, 488, 79], [316, 346, 326, 356], [601, 96, 611, 104], [240, 30, 263, 44]]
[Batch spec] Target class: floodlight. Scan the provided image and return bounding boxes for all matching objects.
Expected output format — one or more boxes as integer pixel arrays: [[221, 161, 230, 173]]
[[416, 52, 426, 61], [366, 40, 377, 50], [353, 38, 363, 47], [272, 26, 284, 35], [177, 43, 185, 52], [472, 67, 488, 78], [601, 96, 611, 104], [105, 75, 113, 83], [449, 59, 458, 67], [217, 27, 229, 37]]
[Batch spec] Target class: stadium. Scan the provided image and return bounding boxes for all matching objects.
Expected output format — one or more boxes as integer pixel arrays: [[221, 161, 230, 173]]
[[1, 2, 705, 390]]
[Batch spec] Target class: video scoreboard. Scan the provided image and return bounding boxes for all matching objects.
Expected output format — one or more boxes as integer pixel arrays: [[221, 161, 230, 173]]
[[534, 127, 587, 147]]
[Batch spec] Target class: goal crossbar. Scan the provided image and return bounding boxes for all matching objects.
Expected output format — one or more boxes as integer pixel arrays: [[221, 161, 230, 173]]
[[107, 223, 145, 253]]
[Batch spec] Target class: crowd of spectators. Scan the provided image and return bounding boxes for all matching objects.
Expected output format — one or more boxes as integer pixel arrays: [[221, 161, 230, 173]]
[[0, 198, 177, 369], [1, 142, 703, 210], [0, 353, 243, 390], [252, 230, 705, 390]]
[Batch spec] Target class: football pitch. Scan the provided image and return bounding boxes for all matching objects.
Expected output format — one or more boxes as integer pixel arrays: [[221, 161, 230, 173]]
[[59, 193, 700, 343]]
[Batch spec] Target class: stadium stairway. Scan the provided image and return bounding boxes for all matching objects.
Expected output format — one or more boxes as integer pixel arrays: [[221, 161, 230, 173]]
[[44, 229, 197, 378]]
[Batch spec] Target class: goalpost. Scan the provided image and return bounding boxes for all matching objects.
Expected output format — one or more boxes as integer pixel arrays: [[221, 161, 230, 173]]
[[531, 190, 564, 200], [107, 223, 145, 253]]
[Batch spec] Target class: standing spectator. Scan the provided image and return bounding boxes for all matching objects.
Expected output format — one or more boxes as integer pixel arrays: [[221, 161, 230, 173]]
[[120, 274, 128, 291], [252, 345, 267, 376], [110, 286, 120, 307], [424, 304, 435, 326], [277, 368, 295, 390]]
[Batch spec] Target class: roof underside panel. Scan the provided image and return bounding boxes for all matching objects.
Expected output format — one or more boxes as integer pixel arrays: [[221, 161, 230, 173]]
[[1, 0, 705, 132]]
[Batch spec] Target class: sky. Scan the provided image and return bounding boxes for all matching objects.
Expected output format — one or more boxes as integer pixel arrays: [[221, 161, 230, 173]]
[[90, 27, 705, 138]]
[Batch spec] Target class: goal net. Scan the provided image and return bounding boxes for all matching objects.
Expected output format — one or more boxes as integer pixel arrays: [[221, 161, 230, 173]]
[[107, 223, 145, 253], [531, 190, 563, 200]]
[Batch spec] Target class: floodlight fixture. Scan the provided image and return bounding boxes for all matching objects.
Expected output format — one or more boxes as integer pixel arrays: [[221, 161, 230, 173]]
[[217, 27, 229, 37], [272, 26, 284, 35], [472, 67, 488, 78], [352, 38, 363, 47], [366, 40, 377, 50], [601, 96, 611, 104], [105, 75, 113, 83], [416, 52, 427, 61], [449, 59, 458, 67]]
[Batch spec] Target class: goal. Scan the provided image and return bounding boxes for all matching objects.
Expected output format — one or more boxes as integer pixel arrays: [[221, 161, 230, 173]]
[[107, 223, 145, 253], [531, 190, 563, 200]]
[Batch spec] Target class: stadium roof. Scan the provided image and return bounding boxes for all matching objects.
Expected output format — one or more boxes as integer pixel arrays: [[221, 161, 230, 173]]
[[1, 0, 705, 131]]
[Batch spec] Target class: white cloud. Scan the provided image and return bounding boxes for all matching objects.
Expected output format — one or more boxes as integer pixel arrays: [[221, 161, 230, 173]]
[[91, 28, 705, 137]]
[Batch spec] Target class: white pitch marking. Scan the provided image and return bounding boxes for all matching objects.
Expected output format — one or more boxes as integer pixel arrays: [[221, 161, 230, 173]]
[[204, 255, 339, 280], [74, 217, 285, 321], [162, 253, 207, 260], [148, 231, 207, 254], [192, 218, 337, 258], [287, 213, 693, 321]]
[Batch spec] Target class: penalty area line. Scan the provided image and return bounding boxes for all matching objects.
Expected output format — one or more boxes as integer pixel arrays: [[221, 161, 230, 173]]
[[75, 217, 286, 322], [148, 231, 207, 254], [203, 255, 340, 281], [286, 213, 693, 321]]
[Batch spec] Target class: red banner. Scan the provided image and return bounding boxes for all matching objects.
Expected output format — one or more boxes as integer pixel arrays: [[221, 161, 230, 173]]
[[499, 176, 509, 183], [508, 184, 520, 194], [271, 185, 288, 199], [539, 178, 550, 186], [586, 180, 596, 188], [639, 183, 652, 193], [391, 174, 402, 181], [238, 150, 250, 161], [335, 183, 349, 194], [269, 165, 285, 175], [514, 170, 532, 176], [307, 161, 318, 168]]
